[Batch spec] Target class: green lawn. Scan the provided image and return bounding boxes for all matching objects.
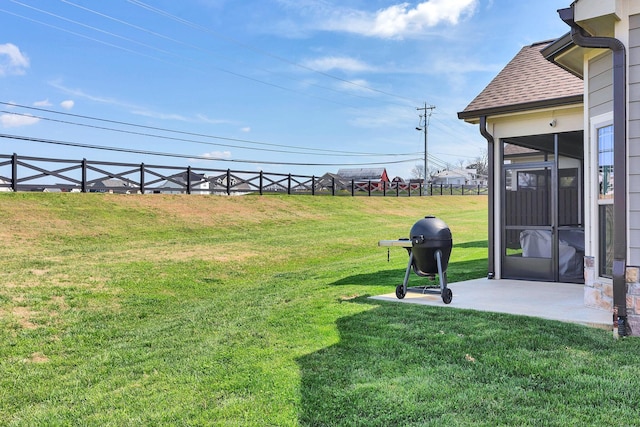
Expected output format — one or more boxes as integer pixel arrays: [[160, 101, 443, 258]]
[[1, 193, 639, 426]]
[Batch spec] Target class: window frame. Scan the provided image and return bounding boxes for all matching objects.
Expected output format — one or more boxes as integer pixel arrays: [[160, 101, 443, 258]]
[[591, 112, 614, 279]]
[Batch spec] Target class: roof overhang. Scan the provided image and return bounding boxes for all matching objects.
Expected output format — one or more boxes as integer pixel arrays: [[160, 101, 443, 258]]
[[543, 0, 621, 77], [541, 32, 587, 78], [457, 94, 583, 123], [573, 0, 620, 37]]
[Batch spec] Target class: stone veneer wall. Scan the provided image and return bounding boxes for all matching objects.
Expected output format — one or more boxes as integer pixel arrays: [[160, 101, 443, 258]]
[[626, 266, 640, 335], [584, 255, 640, 335]]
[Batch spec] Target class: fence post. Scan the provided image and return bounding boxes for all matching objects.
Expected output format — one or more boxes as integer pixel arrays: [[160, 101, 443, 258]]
[[186, 166, 192, 195], [259, 171, 263, 195], [311, 175, 315, 196], [396, 182, 399, 197], [81, 158, 87, 193], [288, 174, 292, 195], [140, 163, 145, 194], [450, 184, 453, 195], [332, 177, 335, 196], [367, 180, 371, 197], [351, 180, 355, 197], [477, 184, 480, 195], [440, 184, 443, 196], [408, 183, 411, 197], [11, 153, 17, 192], [419, 184, 423, 197], [462, 185, 465, 196], [383, 181, 386, 197]]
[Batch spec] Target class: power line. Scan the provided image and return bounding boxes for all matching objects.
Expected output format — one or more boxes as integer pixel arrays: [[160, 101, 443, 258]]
[[57, 0, 413, 108], [0, 133, 422, 167], [0, 7, 359, 109], [127, 0, 420, 104], [1, 102, 422, 157], [3, 110, 423, 158], [4, 2, 414, 109]]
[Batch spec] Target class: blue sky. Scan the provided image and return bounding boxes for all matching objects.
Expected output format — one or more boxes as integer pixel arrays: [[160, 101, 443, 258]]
[[0, 0, 574, 179]]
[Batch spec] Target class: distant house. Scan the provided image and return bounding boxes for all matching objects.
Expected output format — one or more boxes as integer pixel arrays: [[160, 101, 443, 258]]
[[336, 167, 390, 190], [160, 171, 209, 194], [337, 168, 389, 183], [316, 173, 348, 192], [208, 173, 252, 195], [89, 178, 133, 193], [431, 168, 486, 186], [0, 177, 11, 192]]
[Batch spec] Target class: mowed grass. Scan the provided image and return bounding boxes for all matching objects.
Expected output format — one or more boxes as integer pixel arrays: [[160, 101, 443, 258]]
[[1, 193, 640, 426]]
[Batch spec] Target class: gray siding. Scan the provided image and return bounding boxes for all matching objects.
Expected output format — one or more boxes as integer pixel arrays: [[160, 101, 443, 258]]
[[588, 51, 613, 118], [630, 14, 640, 266]]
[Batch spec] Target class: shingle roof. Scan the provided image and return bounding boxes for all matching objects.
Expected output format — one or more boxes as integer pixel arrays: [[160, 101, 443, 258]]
[[458, 40, 583, 120], [337, 168, 386, 180]]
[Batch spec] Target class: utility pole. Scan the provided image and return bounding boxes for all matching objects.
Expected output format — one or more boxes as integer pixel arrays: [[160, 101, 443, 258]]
[[416, 103, 435, 192]]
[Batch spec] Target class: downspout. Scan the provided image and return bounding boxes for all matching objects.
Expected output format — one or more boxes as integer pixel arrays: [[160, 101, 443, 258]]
[[480, 116, 495, 279], [559, 7, 628, 335]]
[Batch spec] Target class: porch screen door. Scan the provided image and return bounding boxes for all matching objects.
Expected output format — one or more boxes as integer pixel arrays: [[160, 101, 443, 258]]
[[502, 161, 557, 281]]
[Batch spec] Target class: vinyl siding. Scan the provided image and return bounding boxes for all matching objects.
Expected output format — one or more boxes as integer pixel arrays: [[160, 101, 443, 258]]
[[630, 14, 640, 265], [588, 51, 614, 118]]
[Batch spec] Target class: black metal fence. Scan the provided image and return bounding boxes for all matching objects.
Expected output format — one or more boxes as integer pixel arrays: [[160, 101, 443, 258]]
[[0, 153, 488, 196]]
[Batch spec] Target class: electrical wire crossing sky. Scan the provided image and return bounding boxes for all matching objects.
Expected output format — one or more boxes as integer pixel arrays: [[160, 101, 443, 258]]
[[0, 0, 573, 178]]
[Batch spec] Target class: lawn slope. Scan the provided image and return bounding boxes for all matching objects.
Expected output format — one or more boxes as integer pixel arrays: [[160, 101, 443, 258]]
[[1, 193, 639, 426]]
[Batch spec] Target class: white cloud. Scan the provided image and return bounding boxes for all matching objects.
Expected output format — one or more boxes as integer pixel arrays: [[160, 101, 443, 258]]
[[201, 151, 232, 160], [49, 80, 231, 125], [60, 100, 75, 110], [34, 99, 52, 107], [1, 113, 39, 128], [0, 43, 29, 76], [322, 0, 478, 39], [303, 56, 373, 72], [336, 78, 375, 92], [240, 127, 251, 133], [195, 114, 235, 125], [348, 105, 415, 129]]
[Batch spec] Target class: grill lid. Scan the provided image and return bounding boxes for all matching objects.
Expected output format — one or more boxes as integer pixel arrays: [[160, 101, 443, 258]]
[[410, 215, 452, 243]]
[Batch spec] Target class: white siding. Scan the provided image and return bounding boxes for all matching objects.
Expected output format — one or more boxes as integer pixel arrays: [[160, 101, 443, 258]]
[[629, 14, 640, 266]]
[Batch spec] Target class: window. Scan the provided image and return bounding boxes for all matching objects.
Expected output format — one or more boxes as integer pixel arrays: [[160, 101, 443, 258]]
[[597, 123, 614, 278], [599, 204, 614, 278], [598, 125, 614, 200], [517, 170, 547, 190]]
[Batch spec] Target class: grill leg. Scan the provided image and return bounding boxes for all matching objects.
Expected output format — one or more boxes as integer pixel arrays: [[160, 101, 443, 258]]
[[402, 251, 413, 294], [435, 250, 453, 304], [435, 249, 445, 291]]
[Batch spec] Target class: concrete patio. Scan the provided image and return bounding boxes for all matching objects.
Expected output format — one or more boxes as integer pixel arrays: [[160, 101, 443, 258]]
[[371, 278, 612, 330]]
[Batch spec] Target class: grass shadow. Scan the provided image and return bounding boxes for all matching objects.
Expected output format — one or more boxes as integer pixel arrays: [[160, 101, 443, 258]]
[[328, 258, 488, 289], [296, 300, 637, 426], [454, 240, 488, 249]]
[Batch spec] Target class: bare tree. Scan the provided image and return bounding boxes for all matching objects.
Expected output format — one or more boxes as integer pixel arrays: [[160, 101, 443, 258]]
[[410, 164, 424, 180], [467, 148, 488, 176]]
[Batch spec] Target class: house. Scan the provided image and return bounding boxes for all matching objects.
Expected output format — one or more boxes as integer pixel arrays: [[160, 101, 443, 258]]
[[431, 168, 486, 186], [0, 177, 11, 192], [207, 173, 252, 195], [458, 0, 640, 335], [336, 168, 390, 191], [316, 173, 350, 192], [160, 171, 210, 194], [88, 178, 133, 193]]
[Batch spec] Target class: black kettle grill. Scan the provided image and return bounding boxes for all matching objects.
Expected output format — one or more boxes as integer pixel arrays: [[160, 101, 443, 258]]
[[386, 215, 453, 303]]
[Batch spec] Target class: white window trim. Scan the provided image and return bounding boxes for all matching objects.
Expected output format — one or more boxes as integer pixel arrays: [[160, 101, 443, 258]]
[[590, 112, 614, 280]]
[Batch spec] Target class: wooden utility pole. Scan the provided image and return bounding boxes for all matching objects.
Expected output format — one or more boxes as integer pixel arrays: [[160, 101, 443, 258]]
[[416, 103, 435, 192]]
